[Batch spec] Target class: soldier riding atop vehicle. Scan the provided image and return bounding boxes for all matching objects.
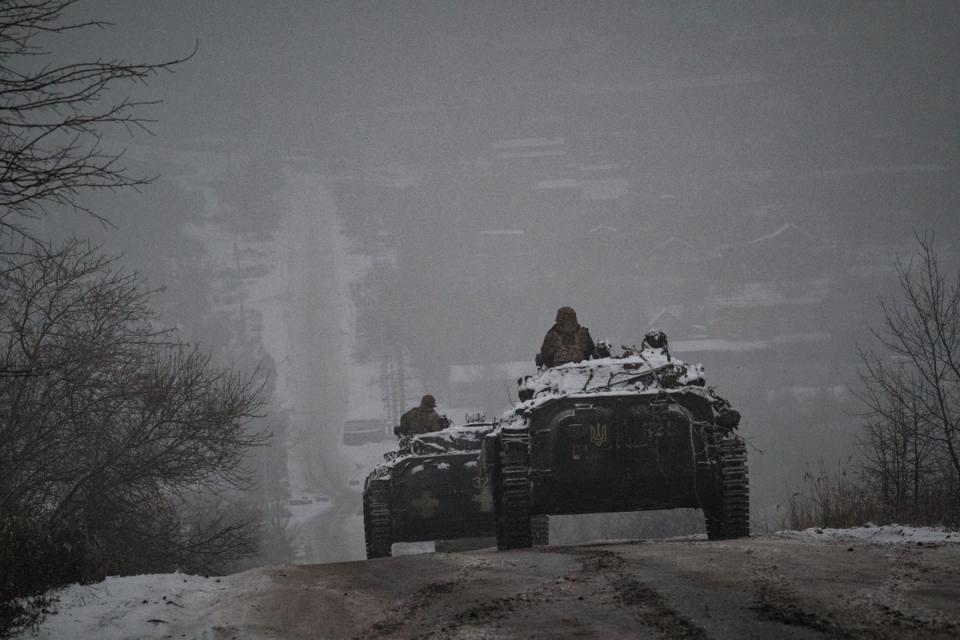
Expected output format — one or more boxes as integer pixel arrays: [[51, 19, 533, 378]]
[[537, 306, 596, 368], [395, 394, 450, 438]]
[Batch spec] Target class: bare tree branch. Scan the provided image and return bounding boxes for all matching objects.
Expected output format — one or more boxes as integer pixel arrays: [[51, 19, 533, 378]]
[[0, 0, 193, 247], [0, 240, 267, 608], [857, 231, 960, 522]]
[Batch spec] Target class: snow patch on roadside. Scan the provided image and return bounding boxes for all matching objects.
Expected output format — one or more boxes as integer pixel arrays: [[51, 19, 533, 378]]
[[19, 573, 228, 640], [779, 523, 960, 545]]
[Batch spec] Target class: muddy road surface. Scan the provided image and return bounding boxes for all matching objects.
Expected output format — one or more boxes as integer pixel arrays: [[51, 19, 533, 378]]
[[184, 535, 960, 639]]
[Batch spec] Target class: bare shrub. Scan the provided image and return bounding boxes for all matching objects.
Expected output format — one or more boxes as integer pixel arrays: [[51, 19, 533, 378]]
[[788, 234, 960, 530], [856, 233, 960, 525], [0, 0, 188, 247], [0, 240, 266, 634], [784, 460, 879, 530]]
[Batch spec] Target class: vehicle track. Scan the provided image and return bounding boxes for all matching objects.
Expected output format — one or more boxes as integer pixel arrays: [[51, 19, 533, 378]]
[[182, 536, 960, 640]]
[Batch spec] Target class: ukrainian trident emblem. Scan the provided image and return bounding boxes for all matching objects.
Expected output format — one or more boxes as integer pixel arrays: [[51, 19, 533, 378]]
[[590, 422, 608, 447]]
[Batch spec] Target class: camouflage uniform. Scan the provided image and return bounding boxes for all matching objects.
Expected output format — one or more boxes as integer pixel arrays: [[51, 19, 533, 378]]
[[539, 307, 596, 368], [397, 395, 449, 437]]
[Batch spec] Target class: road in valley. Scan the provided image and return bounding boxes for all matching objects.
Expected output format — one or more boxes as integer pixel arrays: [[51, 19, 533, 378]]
[[180, 535, 960, 639], [270, 169, 367, 563]]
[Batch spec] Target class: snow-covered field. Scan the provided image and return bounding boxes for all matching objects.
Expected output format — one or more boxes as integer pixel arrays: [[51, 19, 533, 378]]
[[19, 573, 229, 640]]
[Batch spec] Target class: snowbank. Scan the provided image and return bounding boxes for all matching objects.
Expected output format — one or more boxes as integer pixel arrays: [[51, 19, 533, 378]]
[[19, 573, 227, 640], [779, 524, 960, 545]]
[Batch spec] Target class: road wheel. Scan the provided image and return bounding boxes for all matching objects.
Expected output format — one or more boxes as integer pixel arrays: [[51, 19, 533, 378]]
[[363, 486, 393, 558], [494, 430, 532, 550]]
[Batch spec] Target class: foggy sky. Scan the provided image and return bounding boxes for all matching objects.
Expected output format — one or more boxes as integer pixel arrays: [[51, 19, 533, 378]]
[[58, 1, 960, 531]]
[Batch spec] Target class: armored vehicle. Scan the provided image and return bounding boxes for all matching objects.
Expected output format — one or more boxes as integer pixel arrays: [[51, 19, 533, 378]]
[[363, 419, 549, 558], [481, 344, 748, 550]]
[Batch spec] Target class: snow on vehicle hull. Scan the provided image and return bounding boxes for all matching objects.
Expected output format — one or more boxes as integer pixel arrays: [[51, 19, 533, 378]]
[[481, 350, 749, 550], [362, 424, 502, 558], [388, 451, 494, 543]]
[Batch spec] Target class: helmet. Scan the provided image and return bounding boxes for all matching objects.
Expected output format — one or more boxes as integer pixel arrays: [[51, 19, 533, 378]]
[[555, 306, 578, 324], [420, 394, 436, 408], [643, 329, 667, 350]]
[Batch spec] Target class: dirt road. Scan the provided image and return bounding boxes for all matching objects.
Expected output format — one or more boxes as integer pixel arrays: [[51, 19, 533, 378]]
[[271, 170, 362, 563], [184, 535, 960, 639]]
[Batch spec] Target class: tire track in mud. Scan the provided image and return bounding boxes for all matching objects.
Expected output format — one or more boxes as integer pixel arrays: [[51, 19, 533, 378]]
[[363, 580, 460, 638], [845, 547, 960, 638], [747, 556, 853, 638], [440, 549, 707, 639], [570, 548, 708, 639], [353, 557, 492, 639], [353, 552, 588, 639], [746, 544, 960, 639], [180, 537, 960, 639], [365, 547, 710, 639], [610, 575, 707, 639], [352, 542, 960, 640]]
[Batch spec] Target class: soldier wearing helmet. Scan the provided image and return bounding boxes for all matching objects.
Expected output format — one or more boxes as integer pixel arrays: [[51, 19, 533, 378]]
[[395, 394, 450, 437], [537, 306, 596, 368]]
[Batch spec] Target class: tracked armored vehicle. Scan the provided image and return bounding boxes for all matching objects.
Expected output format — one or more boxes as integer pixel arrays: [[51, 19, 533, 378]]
[[481, 344, 748, 550], [363, 419, 548, 558]]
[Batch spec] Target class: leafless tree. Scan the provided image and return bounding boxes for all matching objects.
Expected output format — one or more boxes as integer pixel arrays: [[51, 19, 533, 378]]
[[0, 240, 267, 631], [858, 370, 938, 521], [0, 0, 188, 247], [0, 4, 262, 634], [858, 232, 960, 523]]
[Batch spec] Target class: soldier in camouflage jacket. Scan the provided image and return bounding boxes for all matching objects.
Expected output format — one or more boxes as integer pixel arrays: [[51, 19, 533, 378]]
[[538, 307, 595, 368]]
